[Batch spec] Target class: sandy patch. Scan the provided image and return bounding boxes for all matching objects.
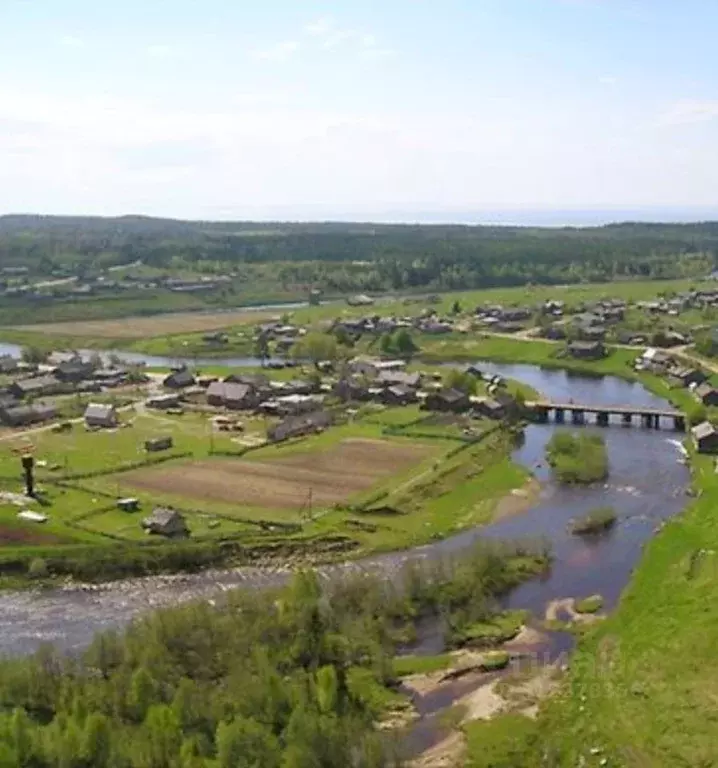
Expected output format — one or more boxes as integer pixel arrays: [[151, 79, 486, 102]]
[[545, 597, 605, 624], [493, 477, 542, 520]]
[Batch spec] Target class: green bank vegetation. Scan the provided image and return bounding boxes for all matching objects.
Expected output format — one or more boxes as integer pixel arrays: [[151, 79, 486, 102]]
[[0, 541, 548, 767], [546, 432, 609, 485], [574, 594, 604, 614]]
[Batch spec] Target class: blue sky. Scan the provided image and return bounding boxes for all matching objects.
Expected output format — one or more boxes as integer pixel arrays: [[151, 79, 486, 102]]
[[1, 0, 717, 220]]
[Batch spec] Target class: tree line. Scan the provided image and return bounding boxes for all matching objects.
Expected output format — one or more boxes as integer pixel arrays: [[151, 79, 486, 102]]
[[1, 217, 717, 295]]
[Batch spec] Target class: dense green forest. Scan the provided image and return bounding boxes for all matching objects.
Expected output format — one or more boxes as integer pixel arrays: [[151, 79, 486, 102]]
[[1, 216, 717, 295], [0, 543, 546, 767]]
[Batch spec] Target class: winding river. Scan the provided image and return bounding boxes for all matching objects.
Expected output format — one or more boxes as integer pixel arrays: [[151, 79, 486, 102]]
[[0, 363, 690, 658]]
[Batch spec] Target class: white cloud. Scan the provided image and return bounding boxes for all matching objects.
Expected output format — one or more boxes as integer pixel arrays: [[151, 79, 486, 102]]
[[598, 76, 617, 85], [660, 99, 718, 126], [250, 41, 300, 62], [300, 17, 394, 59]]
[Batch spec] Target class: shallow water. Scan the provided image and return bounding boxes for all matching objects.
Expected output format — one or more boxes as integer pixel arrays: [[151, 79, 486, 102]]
[[0, 361, 690, 657]]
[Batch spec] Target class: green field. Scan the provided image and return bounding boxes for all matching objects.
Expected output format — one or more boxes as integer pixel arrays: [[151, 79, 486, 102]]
[[1, 276, 713, 358]]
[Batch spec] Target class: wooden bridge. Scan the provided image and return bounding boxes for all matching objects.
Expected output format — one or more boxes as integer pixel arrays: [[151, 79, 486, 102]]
[[526, 401, 686, 432]]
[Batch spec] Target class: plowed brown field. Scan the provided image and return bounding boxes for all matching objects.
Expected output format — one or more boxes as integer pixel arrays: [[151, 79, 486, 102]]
[[122, 438, 431, 509]]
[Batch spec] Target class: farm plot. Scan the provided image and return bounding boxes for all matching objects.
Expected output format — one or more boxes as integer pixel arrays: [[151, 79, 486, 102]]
[[9, 309, 277, 339], [120, 438, 433, 510]]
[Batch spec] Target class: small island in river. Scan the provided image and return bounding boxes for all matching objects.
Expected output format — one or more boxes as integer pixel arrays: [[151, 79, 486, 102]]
[[545, 431, 609, 484]]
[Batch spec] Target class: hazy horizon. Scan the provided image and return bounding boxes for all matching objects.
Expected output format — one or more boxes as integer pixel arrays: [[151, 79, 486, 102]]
[[2, 206, 718, 228]]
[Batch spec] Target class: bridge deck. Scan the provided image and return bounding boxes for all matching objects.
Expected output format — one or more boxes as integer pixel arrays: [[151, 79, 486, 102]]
[[527, 401, 682, 418]]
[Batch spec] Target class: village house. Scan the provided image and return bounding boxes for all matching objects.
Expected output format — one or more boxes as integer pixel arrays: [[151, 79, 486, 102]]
[[567, 341, 606, 360], [381, 384, 418, 406], [498, 307, 531, 322], [146, 393, 181, 410], [638, 348, 673, 373], [83, 403, 118, 429], [202, 332, 229, 344], [260, 394, 324, 417], [268, 411, 332, 442], [224, 373, 272, 395], [334, 377, 371, 402], [91, 368, 130, 388], [694, 383, 718, 407], [163, 369, 196, 389], [473, 396, 505, 419], [206, 381, 258, 410], [418, 318, 453, 334], [142, 508, 189, 537], [423, 388, 471, 413], [54, 359, 94, 383], [9, 375, 62, 400], [349, 357, 407, 378], [0, 355, 19, 374], [0, 403, 57, 427], [542, 325, 567, 341], [691, 421, 718, 454], [670, 367, 707, 388], [376, 370, 422, 388]]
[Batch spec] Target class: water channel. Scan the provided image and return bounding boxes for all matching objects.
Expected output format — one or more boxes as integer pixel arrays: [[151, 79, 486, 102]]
[[0, 361, 690, 659]]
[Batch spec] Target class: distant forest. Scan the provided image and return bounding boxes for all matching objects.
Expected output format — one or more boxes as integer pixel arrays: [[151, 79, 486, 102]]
[[1, 215, 718, 293]]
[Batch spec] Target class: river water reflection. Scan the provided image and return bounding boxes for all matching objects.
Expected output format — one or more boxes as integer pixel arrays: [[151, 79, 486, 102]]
[[0, 361, 690, 657]]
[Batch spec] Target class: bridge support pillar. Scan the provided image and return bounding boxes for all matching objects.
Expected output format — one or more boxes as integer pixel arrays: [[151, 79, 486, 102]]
[[654, 414, 661, 430], [674, 415, 686, 432], [571, 409, 585, 425], [596, 411, 609, 427], [554, 408, 565, 424], [642, 414, 653, 429], [622, 413, 632, 427], [533, 407, 549, 423]]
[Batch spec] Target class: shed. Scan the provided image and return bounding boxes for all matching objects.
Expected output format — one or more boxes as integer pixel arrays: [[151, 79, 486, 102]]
[[567, 341, 606, 360], [145, 436, 173, 453], [692, 421, 718, 454], [117, 497, 140, 512], [84, 403, 118, 428], [142, 507, 189, 537]]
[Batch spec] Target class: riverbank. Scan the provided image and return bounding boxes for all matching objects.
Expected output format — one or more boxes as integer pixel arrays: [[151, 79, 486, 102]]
[[489, 446, 718, 766]]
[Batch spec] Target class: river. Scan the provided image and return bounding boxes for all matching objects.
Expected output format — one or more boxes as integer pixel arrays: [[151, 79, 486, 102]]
[[0, 362, 690, 658]]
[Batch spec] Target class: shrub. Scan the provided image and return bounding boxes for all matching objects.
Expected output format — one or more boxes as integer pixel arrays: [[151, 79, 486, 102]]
[[569, 507, 617, 535], [27, 557, 49, 579]]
